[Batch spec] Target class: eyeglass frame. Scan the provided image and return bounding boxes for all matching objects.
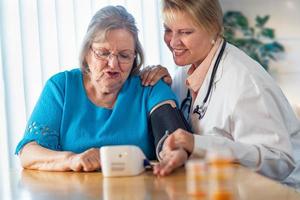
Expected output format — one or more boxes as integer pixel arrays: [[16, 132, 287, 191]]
[[90, 47, 136, 64]]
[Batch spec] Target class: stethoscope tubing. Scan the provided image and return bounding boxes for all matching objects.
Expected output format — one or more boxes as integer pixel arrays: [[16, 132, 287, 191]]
[[181, 39, 227, 120]]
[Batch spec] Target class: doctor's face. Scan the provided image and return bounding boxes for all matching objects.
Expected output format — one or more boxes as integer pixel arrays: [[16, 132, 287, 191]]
[[163, 11, 214, 67]]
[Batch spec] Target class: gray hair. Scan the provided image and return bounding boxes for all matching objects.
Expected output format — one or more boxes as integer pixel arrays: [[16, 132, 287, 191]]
[[79, 5, 144, 75], [162, 0, 224, 37]]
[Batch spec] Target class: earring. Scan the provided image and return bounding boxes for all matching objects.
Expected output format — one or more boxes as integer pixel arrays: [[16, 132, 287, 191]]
[[211, 39, 216, 45]]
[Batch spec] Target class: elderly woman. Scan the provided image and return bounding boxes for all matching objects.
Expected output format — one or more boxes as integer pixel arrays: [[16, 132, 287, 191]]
[[142, 0, 300, 186], [15, 5, 178, 172]]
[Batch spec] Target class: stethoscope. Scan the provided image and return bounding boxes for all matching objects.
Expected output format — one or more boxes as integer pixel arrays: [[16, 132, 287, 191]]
[[180, 39, 227, 120]]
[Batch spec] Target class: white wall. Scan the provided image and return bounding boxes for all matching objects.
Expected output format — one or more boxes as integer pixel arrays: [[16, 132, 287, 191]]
[[220, 0, 300, 118]]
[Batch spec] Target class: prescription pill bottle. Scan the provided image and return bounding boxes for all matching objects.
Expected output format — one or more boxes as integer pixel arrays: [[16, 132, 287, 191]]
[[186, 159, 208, 198], [206, 148, 236, 200]]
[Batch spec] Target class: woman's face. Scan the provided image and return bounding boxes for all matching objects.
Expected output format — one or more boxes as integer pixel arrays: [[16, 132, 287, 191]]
[[86, 29, 135, 93], [164, 11, 214, 67]]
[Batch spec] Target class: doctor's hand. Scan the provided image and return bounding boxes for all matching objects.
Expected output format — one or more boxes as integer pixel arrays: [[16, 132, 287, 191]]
[[140, 65, 172, 86], [153, 147, 188, 176], [163, 128, 194, 155], [67, 148, 101, 172]]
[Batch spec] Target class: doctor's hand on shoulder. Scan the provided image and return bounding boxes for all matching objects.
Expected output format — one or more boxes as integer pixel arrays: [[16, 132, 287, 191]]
[[140, 65, 172, 86]]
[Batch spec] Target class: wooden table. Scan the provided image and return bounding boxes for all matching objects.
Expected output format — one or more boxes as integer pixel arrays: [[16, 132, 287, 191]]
[[2, 165, 300, 200]]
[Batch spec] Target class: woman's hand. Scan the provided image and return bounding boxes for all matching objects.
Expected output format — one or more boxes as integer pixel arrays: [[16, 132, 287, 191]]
[[140, 65, 172, 86], [67, 148, 101, 172]]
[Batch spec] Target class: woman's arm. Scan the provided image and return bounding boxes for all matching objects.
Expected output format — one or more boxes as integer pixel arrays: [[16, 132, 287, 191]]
[[17, 73, 101, 172], [19, 142, 100, 172], [150, 99, 192, 162], [150, 100, 176, 113]]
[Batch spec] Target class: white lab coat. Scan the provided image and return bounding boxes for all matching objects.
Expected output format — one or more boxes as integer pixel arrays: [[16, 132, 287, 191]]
[[172, 43, 300, 186]]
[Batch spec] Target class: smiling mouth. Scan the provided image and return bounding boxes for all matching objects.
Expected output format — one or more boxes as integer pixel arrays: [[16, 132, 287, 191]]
[[172, 49, 187, 56]]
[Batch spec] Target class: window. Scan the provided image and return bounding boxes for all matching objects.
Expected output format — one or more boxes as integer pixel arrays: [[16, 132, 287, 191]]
[[0, 0, 175, 169]]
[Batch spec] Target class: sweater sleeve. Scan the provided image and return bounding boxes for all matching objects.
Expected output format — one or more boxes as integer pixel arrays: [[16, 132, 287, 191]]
[[147, 80, 179, 112], [15, 73, 65, 154]]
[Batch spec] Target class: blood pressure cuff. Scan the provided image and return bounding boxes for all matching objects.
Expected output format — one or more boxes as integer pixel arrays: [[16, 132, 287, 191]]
[[150, 104, 192, 152]]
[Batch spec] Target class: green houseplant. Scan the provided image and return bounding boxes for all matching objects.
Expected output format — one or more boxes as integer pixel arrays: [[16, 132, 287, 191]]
[[223, 11, 284, 71]]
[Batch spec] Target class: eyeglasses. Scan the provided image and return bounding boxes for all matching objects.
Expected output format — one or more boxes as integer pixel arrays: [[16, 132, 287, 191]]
[[90, 47, 136, 64]]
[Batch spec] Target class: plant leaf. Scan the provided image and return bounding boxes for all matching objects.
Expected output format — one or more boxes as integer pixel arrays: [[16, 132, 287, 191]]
[[262, 42, 284, 53], [223, 11, 249, 29], [261, 28, 274, 39], [223, 11, 284, 71], [256, 15, 269, 27]]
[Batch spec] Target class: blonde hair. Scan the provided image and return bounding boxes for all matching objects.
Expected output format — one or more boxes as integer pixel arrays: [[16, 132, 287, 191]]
[[162, 0, 223, 37], [79, 5, 144, 75]]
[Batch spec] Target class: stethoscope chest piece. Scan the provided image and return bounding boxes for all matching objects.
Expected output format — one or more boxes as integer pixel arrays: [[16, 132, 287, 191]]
[[193, 104, 207, 120]]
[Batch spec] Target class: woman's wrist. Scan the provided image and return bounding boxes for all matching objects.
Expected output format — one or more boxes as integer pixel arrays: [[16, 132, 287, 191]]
[[63, 151, 76, 171]]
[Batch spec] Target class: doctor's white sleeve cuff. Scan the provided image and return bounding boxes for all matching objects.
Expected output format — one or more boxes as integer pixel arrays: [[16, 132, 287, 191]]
[[191, 134, 260, 169]]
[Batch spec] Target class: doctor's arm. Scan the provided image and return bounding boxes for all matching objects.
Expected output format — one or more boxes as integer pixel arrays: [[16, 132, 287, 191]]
[[193, 88, 295, 181], [156, 88, 296, 180], [232, 89, 295, 180], [155, 121, 295, 179]]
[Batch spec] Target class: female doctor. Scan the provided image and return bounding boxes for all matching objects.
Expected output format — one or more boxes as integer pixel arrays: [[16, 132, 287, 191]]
[[142, 0, 300, 185]]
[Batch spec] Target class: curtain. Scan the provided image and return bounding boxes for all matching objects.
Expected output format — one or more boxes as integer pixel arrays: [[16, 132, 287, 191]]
[[0, 0, 176, 170]]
